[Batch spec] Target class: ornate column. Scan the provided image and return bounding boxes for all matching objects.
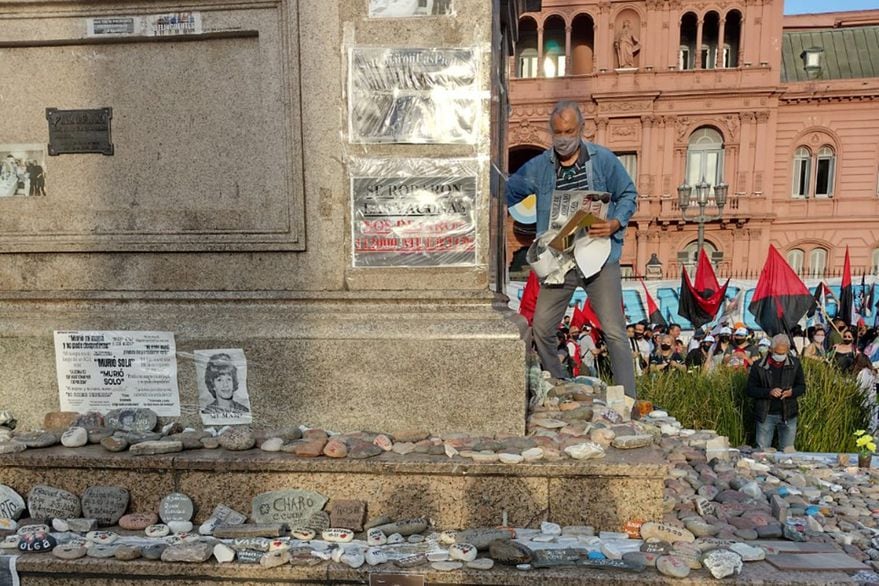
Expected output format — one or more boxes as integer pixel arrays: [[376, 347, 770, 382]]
[[537, 25, 544, 77], [597, 1, 611, 70], [565, 25, 572, 74], [695, 18, 704, 69], [717, 17, 726, 68], [640, 115, 654, 195], [753, 111, 770, 195], [596, 117, 609, 145], [739, 111, 756, 194]]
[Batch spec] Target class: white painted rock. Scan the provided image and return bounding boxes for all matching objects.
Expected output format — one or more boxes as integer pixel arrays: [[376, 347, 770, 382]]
[[729, 542, 765, 562], [467, 557, 494, 570], [366, 528, 387, 546], [522, 447, 544, 461], [656, 555, 691, 578], [437, 530, 456, 545], [499, 453, 524, 464], [449, 543, 477, 562], [365, 547, 389, 566], [427, 551, 449, 562], [341, 549, 365, 569], [213, 543, 236, 563], [86, 531, 118, 545], [702, 549, 743, 579], [639, 522, 695, 544], [564, 442, 605, 460], [51, 519, 68, 532], [260, 438, 283, 452], [322, 528, 354, 543], [386, 532, 404, 545], [540, 521, 562, 535], [145, 524, 170, 538], [167, 521, 193, 534], [61, 427, 88, 448]]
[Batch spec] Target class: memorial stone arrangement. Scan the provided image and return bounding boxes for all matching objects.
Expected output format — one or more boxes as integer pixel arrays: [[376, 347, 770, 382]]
[[0, 372, 878, 582]]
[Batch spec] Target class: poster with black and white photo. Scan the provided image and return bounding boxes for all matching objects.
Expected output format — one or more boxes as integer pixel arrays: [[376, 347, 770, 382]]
[[348, 47, 480, 144], [53, 331, 180, 416], [350, 158, 478, 267], [195, 349, 252, 425], [0, 145, 47, 198], [368, 0, 454, 17]]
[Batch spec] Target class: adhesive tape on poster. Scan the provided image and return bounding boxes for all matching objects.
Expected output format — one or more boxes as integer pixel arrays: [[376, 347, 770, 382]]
[[574, 237, 611, 279], [529, 248, 560, 279]]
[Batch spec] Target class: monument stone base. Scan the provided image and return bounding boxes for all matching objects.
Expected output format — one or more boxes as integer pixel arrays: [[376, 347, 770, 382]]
[[0, 294, 526, 436]]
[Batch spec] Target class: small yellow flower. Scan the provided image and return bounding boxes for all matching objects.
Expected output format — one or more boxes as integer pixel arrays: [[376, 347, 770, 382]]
[[857, 436, 871, 448], [855, 430, 867, 437], [868, 442, 877, 453]]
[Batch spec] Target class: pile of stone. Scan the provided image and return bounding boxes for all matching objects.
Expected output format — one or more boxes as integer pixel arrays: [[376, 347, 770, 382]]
[[0, 375, 662, 464]]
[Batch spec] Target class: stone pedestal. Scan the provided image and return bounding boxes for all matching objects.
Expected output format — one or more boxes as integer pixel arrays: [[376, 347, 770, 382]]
[[0, 0, 526, 434]]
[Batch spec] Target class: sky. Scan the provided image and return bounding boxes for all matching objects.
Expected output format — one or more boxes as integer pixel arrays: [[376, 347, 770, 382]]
[[785, 0, 879, 14]]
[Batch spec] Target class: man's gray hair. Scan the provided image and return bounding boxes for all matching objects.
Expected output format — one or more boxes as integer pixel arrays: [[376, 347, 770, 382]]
[[771, 333, 791, 349], [549, 100, 584, 129]]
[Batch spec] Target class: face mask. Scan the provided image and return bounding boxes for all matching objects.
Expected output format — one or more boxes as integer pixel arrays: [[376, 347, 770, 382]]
[[634, 332, 644, 339], [758, 347, 769, 355], [733, 337, 746, 345], [701, 344, 712, 351], [813, 335, 825, 343], [660, 344, 672, 351], [771, 353, 787, 362], [719, 335, 730, 343], [553, 135, 580, 158], [844, 339, 853, 344]]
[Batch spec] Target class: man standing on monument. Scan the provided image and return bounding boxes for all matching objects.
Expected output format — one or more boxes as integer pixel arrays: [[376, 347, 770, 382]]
[[506, 100, 638, 398]]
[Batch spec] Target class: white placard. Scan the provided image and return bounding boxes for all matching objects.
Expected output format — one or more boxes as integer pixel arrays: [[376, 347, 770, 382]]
[[86, 12, 202, 38], [54, 331, 180, 416], [369, 0, 453, 17], [195, 349, 252, 425]]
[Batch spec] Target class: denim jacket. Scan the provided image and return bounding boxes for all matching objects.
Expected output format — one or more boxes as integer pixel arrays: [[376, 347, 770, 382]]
[[505, 141, 638, 265]]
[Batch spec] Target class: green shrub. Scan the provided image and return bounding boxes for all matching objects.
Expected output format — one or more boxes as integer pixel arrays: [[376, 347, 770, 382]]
[[636, 360, 869, 452]]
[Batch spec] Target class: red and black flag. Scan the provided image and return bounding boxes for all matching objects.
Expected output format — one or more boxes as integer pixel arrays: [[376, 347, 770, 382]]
[[806, 281, 833, 325], [838, 247, 854, 326], [678, 249, 729, 328], [748, 245, 814, 336], [519, 271, 540, 326], [640, 279, 668, 327]]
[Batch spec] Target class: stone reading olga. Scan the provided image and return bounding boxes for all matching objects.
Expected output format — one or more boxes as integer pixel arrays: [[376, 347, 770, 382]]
[[350, 158, 479, 268]]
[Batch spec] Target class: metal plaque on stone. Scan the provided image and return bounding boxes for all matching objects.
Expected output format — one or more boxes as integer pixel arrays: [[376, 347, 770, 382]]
[[46, 108, 114, 155], [369, 574, 424, 586]]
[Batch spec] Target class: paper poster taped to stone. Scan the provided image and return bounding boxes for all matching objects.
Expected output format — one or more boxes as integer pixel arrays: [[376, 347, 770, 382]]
[[348, 48, 479, 144], [53, 331, 180, 416], [0, 145, 47, 198], [195, 349, 252, 425], [368, 0, 454, 17], [86, 12, 202, 37], [351, 167, 477, 267]]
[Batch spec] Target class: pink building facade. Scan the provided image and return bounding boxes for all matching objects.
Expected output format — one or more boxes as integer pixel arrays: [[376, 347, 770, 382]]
[[506, 2, 879, 280]]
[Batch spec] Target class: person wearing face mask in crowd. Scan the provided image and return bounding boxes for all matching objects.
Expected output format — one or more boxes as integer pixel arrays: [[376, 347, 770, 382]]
[[756, 337, 771, 358], [724, 326, 758, 369], [649, 334, 686, 373], [747, 334, 806, 451], [803, 327, 828, 361], [831, 329, 857, 372], [711, 326, 733, 368], [685, 334, 715, 370], [506, 100, 638, 403], [630, 321, 651, 376]]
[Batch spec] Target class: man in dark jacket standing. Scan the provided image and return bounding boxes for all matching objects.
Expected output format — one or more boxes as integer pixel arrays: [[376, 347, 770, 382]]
[[746, 334, 806, 451]]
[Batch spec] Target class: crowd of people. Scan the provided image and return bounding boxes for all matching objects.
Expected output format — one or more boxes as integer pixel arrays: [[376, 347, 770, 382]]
[[554, 315, 879, 450]]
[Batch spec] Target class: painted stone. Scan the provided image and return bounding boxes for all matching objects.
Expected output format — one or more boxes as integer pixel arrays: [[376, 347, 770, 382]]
[[321, 528, 354, 543], [105, 408, 157, 433], [251, 490, 328, 527], [198, 504, 247, 536], [0, 485, 25, 520], [119, 512, 158, 531], [159, 492, 194, 524], [27, 485, 81, 521], [161, 542, 214, 563], [145, 524, 170, 538], [17, 531, 57, 553], [449, 543, 478, 562], [639, 522, 696, 544], [60, 427, 88, 448], [81, 486, 130, 526], [329, 499, 366, 532]]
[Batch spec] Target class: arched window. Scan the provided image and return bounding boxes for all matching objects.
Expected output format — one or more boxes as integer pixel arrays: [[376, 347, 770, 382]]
[[686, 127, 724, 193], [679, 13, 698, 70], [787, 248, 805, 274], [815, 146, 836, 197], [809, 248, 827, 278], [570, 14, 595, 74], [543, 16, 566, 78], [516, 18, 538, 78], [678, 240, 720, 273], [792, 147, 811, 198], [724, 11, 742, 68], [701, 12, 720, 69]]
